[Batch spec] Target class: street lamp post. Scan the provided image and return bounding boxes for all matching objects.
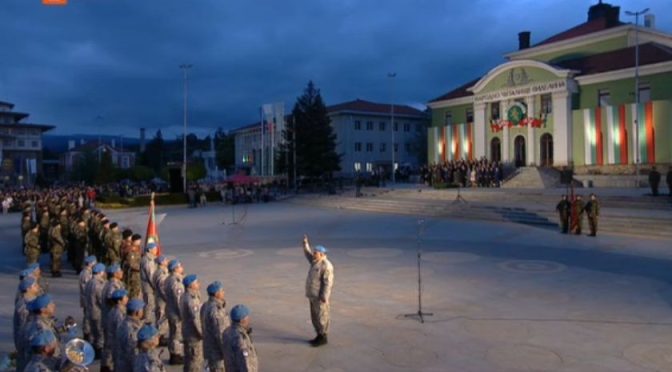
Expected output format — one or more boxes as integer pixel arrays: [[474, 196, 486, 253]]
[[180, 64, 192, 193], [388, 72, 396, 184], [625, 8, 649, 189]]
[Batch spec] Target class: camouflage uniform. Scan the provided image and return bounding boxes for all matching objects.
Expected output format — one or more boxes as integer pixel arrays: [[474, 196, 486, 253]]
[[78, 266, 93, 340], [200, 297, 229, 371], [133, 349, 167, 372], [59, 212, 70, 261], [140, 252, 157, 324], [105, 229, 121, 264], [304, 243, 334, 338], [21, 215, 33, 253], [25, 228, 41, 265], [72, 222, 89, 273], [125, 248, 142, 299], [84, 274, 106, 351], [152, 264, 170, 338], [48, 224, 65, 275], [180, 288, 203, 372], [165, 272, 184, 357], [222, 323, 258, 372], [39, 212, 50, 252], [115, 316, 143, 372]]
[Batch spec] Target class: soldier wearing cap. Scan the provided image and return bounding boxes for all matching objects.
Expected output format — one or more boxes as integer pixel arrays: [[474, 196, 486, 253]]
[[102, 289, 129, 372], [141, 242, 159, 325], [125, 234, 143, 299], [14, 277, 40, 355], [181, 274, 203, 372], [99, 219, 111, 263], [21, 213, 33, 254], [59, 209, 70, 264], [222, 304, 258, 372], [200, 281, 229, 372], [165, 259, 185, 365], [106, 223, 122, 264], [115, 298, 145, 372], [134, 324, 166, 372], [584, 193, 600, 237], [39, 209, 50, 253], [84, 263, 106, 357], [24, 329, 59, 372], [48, 219, 65, 277], [25, 223, 41, 265], [16, 264, 47, 303], [72, 218, 90, 274], [102, 263, 125, 322], [120, 229, 134, 264], [19, 294, 59, 372], [79, 255, 97, 342], [153, 256, 170, 345], [302, 235, 334, 346]]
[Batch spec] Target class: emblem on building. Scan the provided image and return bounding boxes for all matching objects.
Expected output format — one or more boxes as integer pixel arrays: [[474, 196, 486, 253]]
[[505, 68, 531, 87]]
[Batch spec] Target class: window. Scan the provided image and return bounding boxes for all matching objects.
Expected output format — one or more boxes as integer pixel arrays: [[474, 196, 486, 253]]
[[491, 102, 500, 120], [541, 94, 552, 114], [394, 123, 399, 132], [394, 143, 399, 153], [415, 123, 423, 132], [366, 162, 373, 172], [366, 121, 374, 130], [366, 142, 373, 152], [354, 120, 362, 130], [31, 141, 38, 148], [354, 162, 361, 172], [445, 112, 453, 126], [17, 139, 25, 147], [405, 143, 411, 153], [403, 123, 410, 132], [466, 109, 474, 123], [380, 143, 386, 152], [354, 142, 362, 152], [598, 89, 610, 107], [638, 84, 651, 103], [379, 122, 386, 131]]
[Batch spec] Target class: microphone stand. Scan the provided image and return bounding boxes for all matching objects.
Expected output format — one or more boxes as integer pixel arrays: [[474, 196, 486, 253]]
[[404, 218, 433, 323]]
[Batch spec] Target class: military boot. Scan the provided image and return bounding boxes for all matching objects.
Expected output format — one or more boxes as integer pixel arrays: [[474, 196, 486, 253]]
[[169, 353, 184, 365], [310, 334, 328, 347]]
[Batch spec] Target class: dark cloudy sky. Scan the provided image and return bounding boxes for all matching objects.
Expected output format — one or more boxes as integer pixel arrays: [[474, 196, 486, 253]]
[[1, 0, 670, 138]]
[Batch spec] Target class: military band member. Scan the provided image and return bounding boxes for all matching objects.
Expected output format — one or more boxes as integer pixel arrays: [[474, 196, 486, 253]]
[[302, 235, 334, 347], [222, 304, 258, 372], [181, 274, 203, 372], [555, 195, 571, 234], [134, 324, 166, 372], [19, 294, 59, 372], [14, 277, 40, 355], [115, 299, 145, 372], [24, 329, 59, 372], [584, 193, 600, 237], [201, 281, 229, 372]]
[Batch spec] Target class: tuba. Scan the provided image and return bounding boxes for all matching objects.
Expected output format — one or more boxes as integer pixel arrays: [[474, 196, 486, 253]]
[[63, 338, 94, 371]]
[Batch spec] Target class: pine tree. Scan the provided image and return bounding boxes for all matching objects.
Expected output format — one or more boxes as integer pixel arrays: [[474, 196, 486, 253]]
[[280, 81, 340, 183]]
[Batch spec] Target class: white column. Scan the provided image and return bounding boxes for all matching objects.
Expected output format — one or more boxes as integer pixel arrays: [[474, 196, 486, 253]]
[[552, 91, 573, 166], [474, 103, 487, 160], [501, 101, 510, 162], [526, 96, 536, 166]]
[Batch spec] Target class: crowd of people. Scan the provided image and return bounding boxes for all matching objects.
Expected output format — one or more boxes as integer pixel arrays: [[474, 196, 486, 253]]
[[11, 187, 335, 372], [420, 158, 504, 188]]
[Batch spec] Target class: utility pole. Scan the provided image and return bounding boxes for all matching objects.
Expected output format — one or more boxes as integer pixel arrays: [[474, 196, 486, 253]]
[[180, 64, 192, 193]]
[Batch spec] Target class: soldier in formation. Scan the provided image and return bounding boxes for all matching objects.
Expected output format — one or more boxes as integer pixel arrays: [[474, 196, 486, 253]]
[[181, 274, 203, 372], [302, 234, 335, 347], [223, 304, 258, 372], [584, 193, 600, 237], [101, 288, 128, 372], [165, 259, 185, 365], [134, 324, 166, 372], [571, 195, 585, 235], [24, 329, 59, 372], [84, 263, 106, 358], [555, 195, 570, 234], [200, 281, 230, 372], [78, 255, 97, 342], [115, 299, 145, 372]]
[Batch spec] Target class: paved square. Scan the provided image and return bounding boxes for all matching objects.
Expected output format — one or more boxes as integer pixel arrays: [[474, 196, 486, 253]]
[[2, 201, 672, 371]]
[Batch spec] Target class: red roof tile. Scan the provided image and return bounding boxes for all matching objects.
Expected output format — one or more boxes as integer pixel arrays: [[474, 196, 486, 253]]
[[535, 17, 624, 47], [327, 99, 426, 117], [556, 42, 672, 75]]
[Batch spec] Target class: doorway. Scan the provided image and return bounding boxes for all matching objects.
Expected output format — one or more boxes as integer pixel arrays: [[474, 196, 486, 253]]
[[540, 133, 553, 166], [490, 138, 501, 162], [514, 135, 526, 167]]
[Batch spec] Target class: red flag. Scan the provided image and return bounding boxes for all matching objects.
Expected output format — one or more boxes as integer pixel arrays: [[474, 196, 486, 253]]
[[145, 196, 162, 256]]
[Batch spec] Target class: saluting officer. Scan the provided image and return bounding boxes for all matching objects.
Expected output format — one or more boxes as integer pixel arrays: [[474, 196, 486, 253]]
[[302, 234, 334, 347]]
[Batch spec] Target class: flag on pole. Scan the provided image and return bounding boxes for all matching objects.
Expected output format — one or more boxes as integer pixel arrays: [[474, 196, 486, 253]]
[[145, 193, 162, 256]]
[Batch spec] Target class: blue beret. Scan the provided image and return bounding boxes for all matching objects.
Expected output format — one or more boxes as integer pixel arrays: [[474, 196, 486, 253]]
[[145, 242, 157, 252], [314, 245, 328, 253], [156, 256, 168, 264], [92, 263, 106, 274], [127, 299, 145, 312], [107, 263, 121, 274], [168, 259, 181, 272], [26, 263, 40, 274], [84, 255, 97, 265], [19, 277, 37, 292], [30, 329, 56, 347], [230, 304, 250, 322], [110, 289, 128, 300], [30, 294, 53, 312], [183, 274, 197, 287], [137, 324, 159, 342], [19, 269, 32, 279], [207, 281, 223, 296]]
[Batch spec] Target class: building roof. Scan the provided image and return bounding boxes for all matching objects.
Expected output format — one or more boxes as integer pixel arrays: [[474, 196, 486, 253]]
[[68, 142, 131, 153], [556, 42, 672, 75], [0, 123, 55, 132], [0, 111, 30, 122], [327, 99, 426, 117], [535, 17, 625, 47], [0, 100, 15, 109], [428, 78, 480, 103]]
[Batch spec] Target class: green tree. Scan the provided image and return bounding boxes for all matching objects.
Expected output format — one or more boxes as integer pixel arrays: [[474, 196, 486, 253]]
[[186, 158, 207, 181], [142, 130, 165, 172], [214, 128, 235, 172], [279, 81, 340, 182], [95, 150, 116, 184]]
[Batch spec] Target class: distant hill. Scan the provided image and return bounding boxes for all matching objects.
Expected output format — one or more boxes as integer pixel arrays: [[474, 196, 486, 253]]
[[43, 134, 141, 153]]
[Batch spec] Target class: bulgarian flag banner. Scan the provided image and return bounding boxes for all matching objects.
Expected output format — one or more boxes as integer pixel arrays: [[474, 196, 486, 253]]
[[145, 193, 163, 256]]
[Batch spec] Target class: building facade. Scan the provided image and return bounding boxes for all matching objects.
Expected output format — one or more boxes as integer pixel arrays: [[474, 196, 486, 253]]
[[428, 1, 672, 171], [232, 99, 428, 177], [0, 101, 54, 185], [62, 141, 136, 173]]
